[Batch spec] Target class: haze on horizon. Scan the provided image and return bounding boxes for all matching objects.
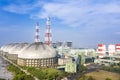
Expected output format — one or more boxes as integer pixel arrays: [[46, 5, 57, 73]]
[[0, 0, 120, 48]]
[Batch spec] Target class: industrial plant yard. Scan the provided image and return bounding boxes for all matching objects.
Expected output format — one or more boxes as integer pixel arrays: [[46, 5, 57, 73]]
[[85, 70, 120, 80]]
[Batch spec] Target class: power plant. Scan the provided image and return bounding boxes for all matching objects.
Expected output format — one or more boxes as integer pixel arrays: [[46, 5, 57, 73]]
[[0, 17, 120, 76], [0, 17, 57, 68]]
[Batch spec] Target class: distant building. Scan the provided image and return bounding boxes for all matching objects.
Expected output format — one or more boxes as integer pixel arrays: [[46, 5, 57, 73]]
[[56, 42, 63, 48], [55, 41, 72, 48], [52, 43, 57, 48], [58, 57, 72, 65], [66, 42, 72, 48]]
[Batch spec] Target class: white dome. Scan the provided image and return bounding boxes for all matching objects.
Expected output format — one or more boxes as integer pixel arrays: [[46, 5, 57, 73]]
[[6, 43, 19, 54], [1, 43, 19, 53], [18, 42, 56, 59], [1, 44, 10, 52], [9, 43, 29, 54]]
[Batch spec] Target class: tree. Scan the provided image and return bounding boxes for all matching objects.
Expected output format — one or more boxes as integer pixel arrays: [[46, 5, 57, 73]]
[[78, 65, 87, 72], [79, 74, 87, 80], [87, 76, 95, 80], [105, 78, 112, 80], [13, 74, 34, 80]]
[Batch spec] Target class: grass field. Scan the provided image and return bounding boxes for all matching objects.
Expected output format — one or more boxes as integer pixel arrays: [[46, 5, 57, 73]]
[[85, 70, 120, 80]]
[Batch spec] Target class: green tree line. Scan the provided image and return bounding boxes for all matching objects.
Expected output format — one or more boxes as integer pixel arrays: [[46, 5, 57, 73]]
[[7, 64, 34, 80]]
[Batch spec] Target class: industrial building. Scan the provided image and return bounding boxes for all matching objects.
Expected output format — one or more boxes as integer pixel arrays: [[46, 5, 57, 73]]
[[95, 44, 120, 66], [54, 41, 72, 48], [0, 17, 58, 68], [97, 43, 120, 58], [0, 17, 99, 73]]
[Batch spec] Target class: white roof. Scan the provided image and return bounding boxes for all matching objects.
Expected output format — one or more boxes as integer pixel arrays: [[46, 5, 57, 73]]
[[1, 43, 19, 52], [18, 42, 56, 59], [9, 43, 29, 54]]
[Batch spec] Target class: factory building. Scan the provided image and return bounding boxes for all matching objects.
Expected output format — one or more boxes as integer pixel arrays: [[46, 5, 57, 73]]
[[58, 57, 72, 65], [55, 41, 72, 48]]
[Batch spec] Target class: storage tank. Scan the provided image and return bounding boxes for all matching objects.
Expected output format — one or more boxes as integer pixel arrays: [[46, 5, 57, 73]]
[[108, 44, 115, 56], [97, 44, 106, 58], [116, 44, 120, 52]]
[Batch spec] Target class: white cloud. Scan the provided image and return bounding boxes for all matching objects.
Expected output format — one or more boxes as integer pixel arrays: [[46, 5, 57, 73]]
[[2, 0, 120, 47], [2, 0, 44, 14], [35, 0, 120, 28], [2, 0, 120, 30], [3, 4, 33, 14]]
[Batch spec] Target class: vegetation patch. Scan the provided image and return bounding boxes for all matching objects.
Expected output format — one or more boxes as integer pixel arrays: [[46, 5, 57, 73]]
[[26, 67, 64, 80], [7, 64, 34, 80], [100, 65, 120, 73], [84, 70, 120, 80]]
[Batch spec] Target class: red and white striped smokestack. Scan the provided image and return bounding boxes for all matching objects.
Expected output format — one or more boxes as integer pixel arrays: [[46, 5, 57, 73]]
[[97, 44, 106, 58], [35, 22, 40, 43], [116, 44, 120, 52], [45, 17, 52, 46]]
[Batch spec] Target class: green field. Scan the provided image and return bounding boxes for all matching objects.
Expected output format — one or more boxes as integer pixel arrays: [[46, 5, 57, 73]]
[[85, 70, 120, 80]]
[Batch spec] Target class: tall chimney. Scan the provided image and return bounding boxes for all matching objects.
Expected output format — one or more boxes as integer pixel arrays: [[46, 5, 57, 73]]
[[45, 17, 52, 46], [35, 22, 40, 42]]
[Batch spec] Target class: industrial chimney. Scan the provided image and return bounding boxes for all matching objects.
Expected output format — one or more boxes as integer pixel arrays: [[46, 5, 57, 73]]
[[35, 22, 40, 43], [45, 17, 52, 46]]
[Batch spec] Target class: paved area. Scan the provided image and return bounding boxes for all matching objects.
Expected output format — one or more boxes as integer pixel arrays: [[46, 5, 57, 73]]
[[0, 56, 13, 80]]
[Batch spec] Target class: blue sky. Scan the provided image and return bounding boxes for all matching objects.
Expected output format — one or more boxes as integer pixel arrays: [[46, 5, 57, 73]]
[[0, 0, 120, 48]]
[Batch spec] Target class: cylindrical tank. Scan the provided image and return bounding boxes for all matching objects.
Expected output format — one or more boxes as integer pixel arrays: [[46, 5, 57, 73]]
[[116, 44, 120, 52], [108, 44, 115, 56], [97, 44, 106, 58]]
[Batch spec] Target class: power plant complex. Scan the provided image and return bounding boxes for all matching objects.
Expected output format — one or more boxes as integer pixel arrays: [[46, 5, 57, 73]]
[[0, 17, 120, 74], [0, 17, 57, 68]]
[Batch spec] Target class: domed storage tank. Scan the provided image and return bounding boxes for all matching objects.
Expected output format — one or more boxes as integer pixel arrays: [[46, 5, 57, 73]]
[[18, 42, 57, 68], [7, 43, 29, 60], [0, 43, 19, 57]]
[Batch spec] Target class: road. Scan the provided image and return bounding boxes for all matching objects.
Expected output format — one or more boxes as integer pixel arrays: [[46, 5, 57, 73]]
[[0, 56, 13, 80]]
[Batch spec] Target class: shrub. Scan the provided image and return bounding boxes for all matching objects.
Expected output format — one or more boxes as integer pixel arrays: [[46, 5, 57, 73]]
[[87, 76, 95, 80], [105, 77, 112, 80]]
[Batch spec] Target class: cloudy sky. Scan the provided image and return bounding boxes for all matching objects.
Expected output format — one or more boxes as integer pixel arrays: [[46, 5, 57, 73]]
[[0, 0, 120, 48]]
